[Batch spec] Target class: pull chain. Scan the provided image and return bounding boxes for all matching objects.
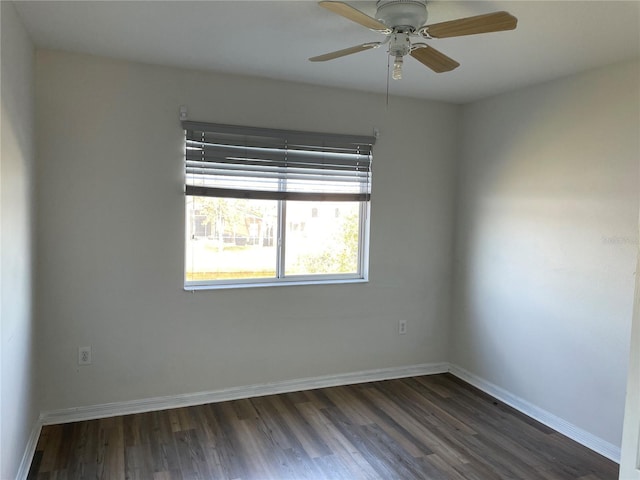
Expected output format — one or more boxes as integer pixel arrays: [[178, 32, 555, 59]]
[[386, 53, 390, 108]]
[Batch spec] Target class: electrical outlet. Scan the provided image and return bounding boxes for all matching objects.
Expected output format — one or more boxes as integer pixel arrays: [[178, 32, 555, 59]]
[[398, 320, 407, 335], [78, 346, 92, 365]]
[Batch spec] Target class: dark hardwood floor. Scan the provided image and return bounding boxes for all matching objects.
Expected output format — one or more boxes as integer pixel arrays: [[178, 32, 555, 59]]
[[28, 373, 618, 479]]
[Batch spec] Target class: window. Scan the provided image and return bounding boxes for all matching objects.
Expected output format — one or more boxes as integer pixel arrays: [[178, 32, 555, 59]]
[[183, 121, 374, 288]]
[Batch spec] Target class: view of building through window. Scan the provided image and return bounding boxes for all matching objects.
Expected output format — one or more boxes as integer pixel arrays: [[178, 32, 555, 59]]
[[285, 201, 360, 276], [185, 197, 361, 282]]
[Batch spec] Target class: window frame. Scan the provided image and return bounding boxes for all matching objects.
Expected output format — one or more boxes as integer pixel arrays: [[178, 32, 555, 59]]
[[183, 121, 374, 290]]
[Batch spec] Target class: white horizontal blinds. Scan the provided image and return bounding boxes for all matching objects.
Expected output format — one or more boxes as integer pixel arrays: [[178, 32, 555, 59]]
[[184, 121, 374, 202]]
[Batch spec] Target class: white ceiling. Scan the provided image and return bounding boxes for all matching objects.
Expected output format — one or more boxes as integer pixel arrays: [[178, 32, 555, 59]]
[[13, 0, 640, 103]]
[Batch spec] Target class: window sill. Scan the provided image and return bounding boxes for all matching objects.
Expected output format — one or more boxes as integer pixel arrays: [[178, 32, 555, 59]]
[[184, 277, 368, 291]]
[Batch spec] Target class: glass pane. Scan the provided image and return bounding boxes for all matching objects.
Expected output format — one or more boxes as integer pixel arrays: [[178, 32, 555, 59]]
[[185, 196, 277, 282], [284, 201, 361, 276]]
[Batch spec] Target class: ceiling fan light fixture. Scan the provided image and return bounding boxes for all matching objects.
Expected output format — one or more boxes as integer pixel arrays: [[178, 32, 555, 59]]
[[392, 54, 403, 80], [389, 32, 411, 56]]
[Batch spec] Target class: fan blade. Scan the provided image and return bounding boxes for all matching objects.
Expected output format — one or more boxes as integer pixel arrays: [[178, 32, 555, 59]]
[[424, 11, 517, 39], [410, 46, 460, 73], [319, 1, 390, 33], [309, 42, 381, 62]]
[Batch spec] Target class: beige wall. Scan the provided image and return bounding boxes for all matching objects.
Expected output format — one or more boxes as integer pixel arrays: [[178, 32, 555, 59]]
[[35, 49, 460, 411], [1, 2, 38, 478], [452, 60, 640, 452]]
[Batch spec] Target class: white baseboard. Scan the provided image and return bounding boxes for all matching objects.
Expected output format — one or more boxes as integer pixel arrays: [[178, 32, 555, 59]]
[[40, 362, 449, 426], [448, 364, 621, 463], [16, 421, 42, 480]]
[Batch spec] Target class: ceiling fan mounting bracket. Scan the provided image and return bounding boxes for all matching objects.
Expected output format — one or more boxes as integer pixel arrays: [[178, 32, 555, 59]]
[[417, 26, 433, 39], [376, 0, 428, 32]]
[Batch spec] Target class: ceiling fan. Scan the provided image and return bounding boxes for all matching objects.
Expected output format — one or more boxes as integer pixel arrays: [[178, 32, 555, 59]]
[[310, 0, 517, 78]]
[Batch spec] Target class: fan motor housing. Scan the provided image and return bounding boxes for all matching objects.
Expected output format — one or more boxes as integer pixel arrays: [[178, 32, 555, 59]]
[[376, 0, 428, 31]]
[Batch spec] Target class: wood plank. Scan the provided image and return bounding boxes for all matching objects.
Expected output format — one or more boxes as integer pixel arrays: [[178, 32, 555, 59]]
[[104, 416, 125, 479], [207, 402, 250, 479], [295, 401, 381, 480], [269, 394, 332, 459], [345, 384, 435, 458], [249, 395, 327, 479], [173, 428, 213, 479], [358, 384, 468, 465]]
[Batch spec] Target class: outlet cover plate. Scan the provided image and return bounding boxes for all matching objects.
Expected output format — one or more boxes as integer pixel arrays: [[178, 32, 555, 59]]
[[398, 320, 407, 335], [78, 346, 92, 365]]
